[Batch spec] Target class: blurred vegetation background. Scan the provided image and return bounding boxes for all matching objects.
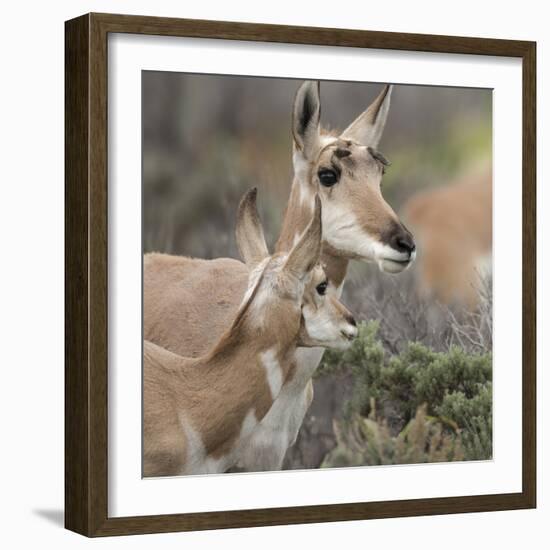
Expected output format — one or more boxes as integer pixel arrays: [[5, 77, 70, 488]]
[[143, 72, 493, 470]]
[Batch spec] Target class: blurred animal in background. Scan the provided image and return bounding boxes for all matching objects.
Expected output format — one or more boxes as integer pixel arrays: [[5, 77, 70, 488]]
[[401, 161, 492, 308], [144, 81, 415, 472], [143, 191, 357, 477]]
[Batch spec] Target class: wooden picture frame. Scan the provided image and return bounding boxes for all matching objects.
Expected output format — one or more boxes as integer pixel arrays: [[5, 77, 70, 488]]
[[65, 12, 536, 537]]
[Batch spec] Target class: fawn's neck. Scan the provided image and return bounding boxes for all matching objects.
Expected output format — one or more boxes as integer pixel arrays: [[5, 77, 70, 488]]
[[177, 337, 297, 466], [193, 326, 297, 417]]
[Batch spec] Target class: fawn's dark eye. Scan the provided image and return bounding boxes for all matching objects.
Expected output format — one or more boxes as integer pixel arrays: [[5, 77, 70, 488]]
[[316, 281, 328, 296], [318, 169, 338, 187]]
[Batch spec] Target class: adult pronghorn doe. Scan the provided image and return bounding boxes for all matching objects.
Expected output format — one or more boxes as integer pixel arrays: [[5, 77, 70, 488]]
[[144, 190, 357, 476], [401, 161, 492, 308], [144, 81, 415, 471]]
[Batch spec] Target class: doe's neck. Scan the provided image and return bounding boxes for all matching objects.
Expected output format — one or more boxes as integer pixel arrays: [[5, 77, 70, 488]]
[[321, 247, 349, 293], [276, 176, 350, 293], [275, 176, 314, 253]]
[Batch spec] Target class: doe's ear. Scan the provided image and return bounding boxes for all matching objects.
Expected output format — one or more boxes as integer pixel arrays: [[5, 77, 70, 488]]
[[292, 81, 321, 160], [284, 195, 322, 280], [235, 188, 269, 269], [341, 84, 392, 148]]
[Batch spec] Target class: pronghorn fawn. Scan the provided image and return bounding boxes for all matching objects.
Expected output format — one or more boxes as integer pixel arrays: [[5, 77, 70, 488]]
[[144, 190, 357, 477], [401, 161, 492, 308], [144, 81, 414, 471]]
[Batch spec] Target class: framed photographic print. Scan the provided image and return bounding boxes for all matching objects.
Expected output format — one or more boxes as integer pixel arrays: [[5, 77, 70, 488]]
[[65, 12, 536, 537]]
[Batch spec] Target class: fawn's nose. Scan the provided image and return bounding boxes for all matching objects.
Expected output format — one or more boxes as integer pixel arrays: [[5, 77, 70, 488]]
[[341, 314, 358, 341]]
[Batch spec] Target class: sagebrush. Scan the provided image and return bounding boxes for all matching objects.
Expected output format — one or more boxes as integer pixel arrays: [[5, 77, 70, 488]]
[[319, 321, 492, 467]]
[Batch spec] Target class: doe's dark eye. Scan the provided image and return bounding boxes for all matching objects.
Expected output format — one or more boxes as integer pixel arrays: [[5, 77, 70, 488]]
[[318, 169, 338, 187], [316, 281, 328, 296]]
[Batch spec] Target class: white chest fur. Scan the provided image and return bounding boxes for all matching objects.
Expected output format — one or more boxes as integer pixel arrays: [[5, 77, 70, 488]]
[[236, 347, 324, 471]]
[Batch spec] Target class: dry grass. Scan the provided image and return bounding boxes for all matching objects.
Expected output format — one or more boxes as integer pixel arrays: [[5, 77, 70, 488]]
[[323, 402, 464, 468]]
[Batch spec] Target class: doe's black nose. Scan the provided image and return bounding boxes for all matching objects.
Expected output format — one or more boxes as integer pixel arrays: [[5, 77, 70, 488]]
[[391, 227, 416, 255]]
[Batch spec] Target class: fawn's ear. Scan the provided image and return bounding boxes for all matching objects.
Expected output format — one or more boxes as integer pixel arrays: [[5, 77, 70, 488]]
[[236, 188, 269, 269], [341, 84, 392, 148], [292, 81, 321, 160], [284, 195, 322, 280]]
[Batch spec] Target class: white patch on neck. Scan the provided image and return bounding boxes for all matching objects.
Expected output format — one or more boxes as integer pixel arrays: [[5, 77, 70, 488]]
[[260, 347, 283, 399], [235, 347, 324, 472], [239, 408, 259, 441]]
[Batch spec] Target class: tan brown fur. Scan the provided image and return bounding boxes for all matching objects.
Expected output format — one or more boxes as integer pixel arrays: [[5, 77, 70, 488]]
[[144, 192, 357, 476], [317, 139, 404, 253], [276, 182, 315, 253], [143, 297, 300, 477], [144, 82, 410, 471], [144, 254, 248, 358]]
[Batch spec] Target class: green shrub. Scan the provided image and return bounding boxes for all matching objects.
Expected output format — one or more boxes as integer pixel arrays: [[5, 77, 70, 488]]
[[318, 321, 492, 466], [436, 385, 492, 460]]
